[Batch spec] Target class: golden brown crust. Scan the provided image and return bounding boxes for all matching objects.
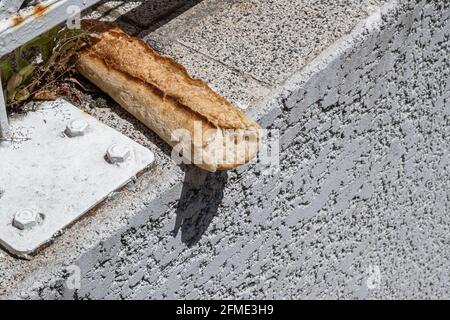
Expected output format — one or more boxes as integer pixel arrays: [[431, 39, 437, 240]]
[[77, 53, 217, 147], [76, 20, 261, 172], [80, 20, 258, 131], [85, 51, 217, 142]]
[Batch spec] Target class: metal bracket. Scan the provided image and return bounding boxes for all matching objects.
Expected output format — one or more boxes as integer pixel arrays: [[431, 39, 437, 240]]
[[0, 100, 155, 257], [0, 0, 155, 258]]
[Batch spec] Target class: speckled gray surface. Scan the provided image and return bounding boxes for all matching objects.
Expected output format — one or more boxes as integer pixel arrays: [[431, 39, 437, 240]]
[[151, 0, 385, 85], [1, 0, 449, 299]]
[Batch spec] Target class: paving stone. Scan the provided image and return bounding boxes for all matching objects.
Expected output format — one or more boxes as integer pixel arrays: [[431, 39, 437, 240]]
[[2, 0, 450, 301]]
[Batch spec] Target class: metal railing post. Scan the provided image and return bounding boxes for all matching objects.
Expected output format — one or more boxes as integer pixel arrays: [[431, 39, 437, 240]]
[[0, 0, 103, 139], [0, 0, 25, 20], [0, 70, 9, 139]]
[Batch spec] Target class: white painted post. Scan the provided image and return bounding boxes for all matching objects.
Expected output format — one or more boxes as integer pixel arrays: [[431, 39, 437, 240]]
[[0, 0, 25, 20], [0, 70, 9, 138]]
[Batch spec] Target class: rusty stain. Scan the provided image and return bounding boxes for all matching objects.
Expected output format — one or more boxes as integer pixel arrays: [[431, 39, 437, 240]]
[[10, 3, 48, 27], [33, 4, 48, 17], [11, 15, 24, 27]]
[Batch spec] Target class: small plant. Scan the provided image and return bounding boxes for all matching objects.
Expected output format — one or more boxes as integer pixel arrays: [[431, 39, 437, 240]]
[[0, 26, 89, 109]]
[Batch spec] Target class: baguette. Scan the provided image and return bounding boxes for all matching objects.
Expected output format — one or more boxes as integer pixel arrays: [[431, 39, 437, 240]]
[[76, 20, 261, 172]]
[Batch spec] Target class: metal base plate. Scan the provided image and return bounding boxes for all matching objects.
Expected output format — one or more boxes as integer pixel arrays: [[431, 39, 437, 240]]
[[0, 100, 155, 257]]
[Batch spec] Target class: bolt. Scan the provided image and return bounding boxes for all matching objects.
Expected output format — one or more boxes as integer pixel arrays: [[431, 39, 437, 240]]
[[13, 209, 39, 230], [106, 144, 132, 164], [65, 119, 89, 137]]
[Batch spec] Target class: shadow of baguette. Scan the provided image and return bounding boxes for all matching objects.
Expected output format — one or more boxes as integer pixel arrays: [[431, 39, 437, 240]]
[[173, 165, 228, 247]]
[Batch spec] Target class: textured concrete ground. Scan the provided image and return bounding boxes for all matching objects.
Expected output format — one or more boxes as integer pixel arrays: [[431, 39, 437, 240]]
[[1, 0, 449, 299]]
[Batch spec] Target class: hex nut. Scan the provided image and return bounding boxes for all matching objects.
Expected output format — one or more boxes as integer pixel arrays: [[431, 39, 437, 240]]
[[107, 144, 132, 164], [65, 119, 89, 137], [13, 209, 39, 230]]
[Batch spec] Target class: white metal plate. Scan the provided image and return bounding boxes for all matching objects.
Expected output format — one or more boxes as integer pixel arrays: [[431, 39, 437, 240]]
[[0, 100, 155, 257]]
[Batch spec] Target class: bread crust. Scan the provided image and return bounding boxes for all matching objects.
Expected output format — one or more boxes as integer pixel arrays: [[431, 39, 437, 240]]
[[76, 20, 261, 172]]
